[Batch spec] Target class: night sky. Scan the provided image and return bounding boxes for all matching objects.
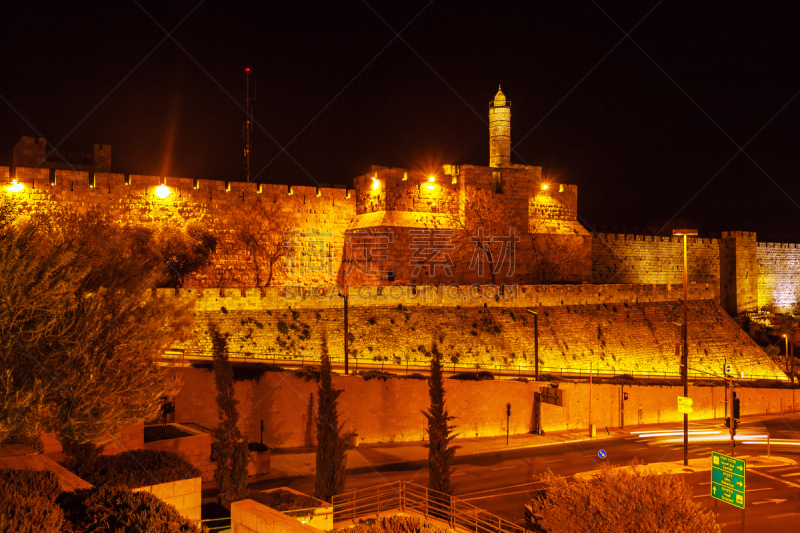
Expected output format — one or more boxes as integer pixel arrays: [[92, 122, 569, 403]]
[[2, 1, 799, 241]]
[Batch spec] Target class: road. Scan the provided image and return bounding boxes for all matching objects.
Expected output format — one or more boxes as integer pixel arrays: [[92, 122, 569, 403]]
[[253, 416, 800, 531]]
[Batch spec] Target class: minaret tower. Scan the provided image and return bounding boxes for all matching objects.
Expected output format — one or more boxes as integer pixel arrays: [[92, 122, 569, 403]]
[[489, 85, 511, 167]]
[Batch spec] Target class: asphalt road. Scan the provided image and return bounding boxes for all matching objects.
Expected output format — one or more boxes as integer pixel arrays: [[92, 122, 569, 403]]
[[254, 415, 800, 531]]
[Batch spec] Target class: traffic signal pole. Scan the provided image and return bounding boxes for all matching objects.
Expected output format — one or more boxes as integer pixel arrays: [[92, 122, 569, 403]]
[[682, 234, 689, 467]]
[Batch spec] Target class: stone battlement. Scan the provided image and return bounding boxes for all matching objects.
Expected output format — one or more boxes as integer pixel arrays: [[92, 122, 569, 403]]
[[4, 167, 356, 203], [148, 282, 717, 312], [594, 232, 719, 245]]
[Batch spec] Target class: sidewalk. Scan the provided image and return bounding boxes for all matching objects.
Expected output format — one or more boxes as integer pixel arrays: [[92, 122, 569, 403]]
[[266, 413, 800, 478], [268, 426, 625, 478]]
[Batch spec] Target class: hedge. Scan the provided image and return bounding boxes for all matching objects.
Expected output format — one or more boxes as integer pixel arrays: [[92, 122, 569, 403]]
[[65, 486, 197, 533], [0, 469, 64, 533], [82, 449, 202, 489]]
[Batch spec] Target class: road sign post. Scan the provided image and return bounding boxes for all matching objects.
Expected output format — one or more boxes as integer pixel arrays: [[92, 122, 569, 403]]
[[677, 395, 693, 414], [711, 451, 745, 532]]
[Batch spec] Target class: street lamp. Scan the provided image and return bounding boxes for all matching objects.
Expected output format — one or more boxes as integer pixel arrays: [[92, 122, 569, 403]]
[[526, 309, 539, 380], [784, 334, 790, 375], [673, 228, 697, 467], [336, 290, 349, 374]]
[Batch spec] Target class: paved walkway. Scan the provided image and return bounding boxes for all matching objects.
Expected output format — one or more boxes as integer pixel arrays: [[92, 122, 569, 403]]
[[266, 413, 799, 478]]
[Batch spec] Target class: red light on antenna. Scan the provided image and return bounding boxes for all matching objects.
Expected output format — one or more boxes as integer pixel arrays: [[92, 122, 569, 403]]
[[245, 68, 250, 72]]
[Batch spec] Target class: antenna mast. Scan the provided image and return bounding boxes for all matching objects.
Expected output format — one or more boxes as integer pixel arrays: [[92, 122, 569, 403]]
[[244, 68, 254, 182]]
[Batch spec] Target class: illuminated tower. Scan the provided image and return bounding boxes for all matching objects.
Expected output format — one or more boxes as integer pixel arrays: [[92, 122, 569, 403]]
[[489, 85, 511, 167]]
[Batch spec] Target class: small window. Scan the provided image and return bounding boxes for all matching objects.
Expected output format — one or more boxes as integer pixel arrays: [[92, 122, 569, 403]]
[[388, 271, 395, 283]]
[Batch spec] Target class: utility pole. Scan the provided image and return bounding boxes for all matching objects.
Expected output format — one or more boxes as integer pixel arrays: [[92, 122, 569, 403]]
[[244, 67, 255, 182], [673, 228, 697, 467]]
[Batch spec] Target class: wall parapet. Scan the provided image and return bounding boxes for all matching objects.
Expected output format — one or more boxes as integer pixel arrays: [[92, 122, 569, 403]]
[[594, 232, 719, 245], [1, 167, 356, 204], [152, 282, 717, 311]]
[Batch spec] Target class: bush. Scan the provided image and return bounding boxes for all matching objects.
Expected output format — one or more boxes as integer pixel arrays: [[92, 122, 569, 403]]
[[334, 515, 450, 533], [0, 469, 65, 533], [0, 484, 65, 533], [82, 450, 202, 489], [0, 468, 62, 503], [68, 486, 196, 533], [192, 361, 285, 382], [449, 371, 494, 381], [529, 463, 720, 533], [293, 365, 322, 382], [359, 370, 397, 381], [59, 438, 105, 480], [248, 488, 322, 513]]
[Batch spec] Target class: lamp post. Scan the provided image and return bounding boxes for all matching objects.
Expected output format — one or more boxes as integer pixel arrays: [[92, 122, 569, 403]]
[[527, 309, 539, 380], [337, 290, 349, 374], [673, 229, 697, 466], [784, 334, 790, 375]]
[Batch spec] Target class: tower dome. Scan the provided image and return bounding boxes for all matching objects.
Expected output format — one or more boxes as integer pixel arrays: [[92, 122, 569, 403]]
[[493, 85, 507, 106]]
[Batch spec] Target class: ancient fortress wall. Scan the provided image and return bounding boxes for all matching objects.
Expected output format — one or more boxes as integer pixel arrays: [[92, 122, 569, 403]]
[[1, 167, 355, 287], [160, 282, 782, 380], [591, 233, 721, 288], [757, 242, 800, 313], [169, 367, 798, 447]]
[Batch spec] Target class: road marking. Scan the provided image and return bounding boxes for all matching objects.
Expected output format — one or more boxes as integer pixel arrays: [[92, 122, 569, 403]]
[[768, 512, 800, 519], [750, 468, 800, 489], [746, 487, 773, 492], [781, 472, 800, 477], [491, 466, 516, 471], [540, 459, 563, 464], [753, 498, 787, 505], [452, 472, 466, 476], [692, 494, 710, 498], [628, 447, 649, 451], [767, 466, 796, 473], [698, 482, 711, 486]]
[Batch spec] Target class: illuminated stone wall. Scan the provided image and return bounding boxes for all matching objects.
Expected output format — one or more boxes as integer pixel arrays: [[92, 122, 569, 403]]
[[592, 233, 721, 288], [2, 167, 355, 288], [162, 283, 780, 380], [170, 367, 797, 447], [757, 241, 800, 313]]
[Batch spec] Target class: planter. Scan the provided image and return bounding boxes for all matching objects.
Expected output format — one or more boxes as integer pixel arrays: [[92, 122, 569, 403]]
[[132, 477, 202, 522], [247, 442, 271, 476], [348, 434, 360, 448], [253, 487, 333, 531], [142, 423, 213, 483]]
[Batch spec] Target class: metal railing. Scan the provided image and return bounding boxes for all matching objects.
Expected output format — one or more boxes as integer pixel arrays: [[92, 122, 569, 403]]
[[332, 481, 527, 533], [159, 349, 790, 383]]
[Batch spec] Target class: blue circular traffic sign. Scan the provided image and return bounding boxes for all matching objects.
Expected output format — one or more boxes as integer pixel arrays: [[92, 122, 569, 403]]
[[598, 449, 607, 459]]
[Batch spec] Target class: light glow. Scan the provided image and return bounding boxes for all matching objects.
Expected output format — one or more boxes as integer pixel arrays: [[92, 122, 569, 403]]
[[541, 183, 549, 190], [371, 178, 380, 191], [428, 176, 435, 182], [155, 184, 170, 198], [7, 181, 23, 193]]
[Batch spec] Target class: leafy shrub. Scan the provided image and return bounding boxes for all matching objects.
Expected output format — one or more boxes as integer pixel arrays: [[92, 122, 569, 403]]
[[0, 483, 65, 533], [293, 365, 322, 382], [334, 515, 449, 533], [529, 463, 720, 533], [59, 438, 105, 480], [248, 442, 269, 453], [82, 450, 201, 489], [359, 370, 396, 381], [0, 468, 62, 503], [248, 488, 323, 513], [449, 371, 494, 381], [192, 361, 285, 382], [277, 321, 289, 335], [69, 486, 196, 532]]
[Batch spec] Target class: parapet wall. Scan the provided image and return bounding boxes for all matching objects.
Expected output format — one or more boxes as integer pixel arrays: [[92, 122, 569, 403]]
[[155, 282, 718, 312]]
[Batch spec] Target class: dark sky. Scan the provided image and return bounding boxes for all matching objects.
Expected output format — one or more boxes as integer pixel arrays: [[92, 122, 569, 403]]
[[2, 1, 799, 241]]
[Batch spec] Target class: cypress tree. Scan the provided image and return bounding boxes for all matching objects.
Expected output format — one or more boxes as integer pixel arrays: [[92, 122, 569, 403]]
[[314, 337, 348, 502], [424, 343, 458, 494], [210, 325, 250, 508]]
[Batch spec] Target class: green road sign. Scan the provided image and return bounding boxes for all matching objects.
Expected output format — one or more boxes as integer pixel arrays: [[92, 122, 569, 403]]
[[711, 451, 745, 509]]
